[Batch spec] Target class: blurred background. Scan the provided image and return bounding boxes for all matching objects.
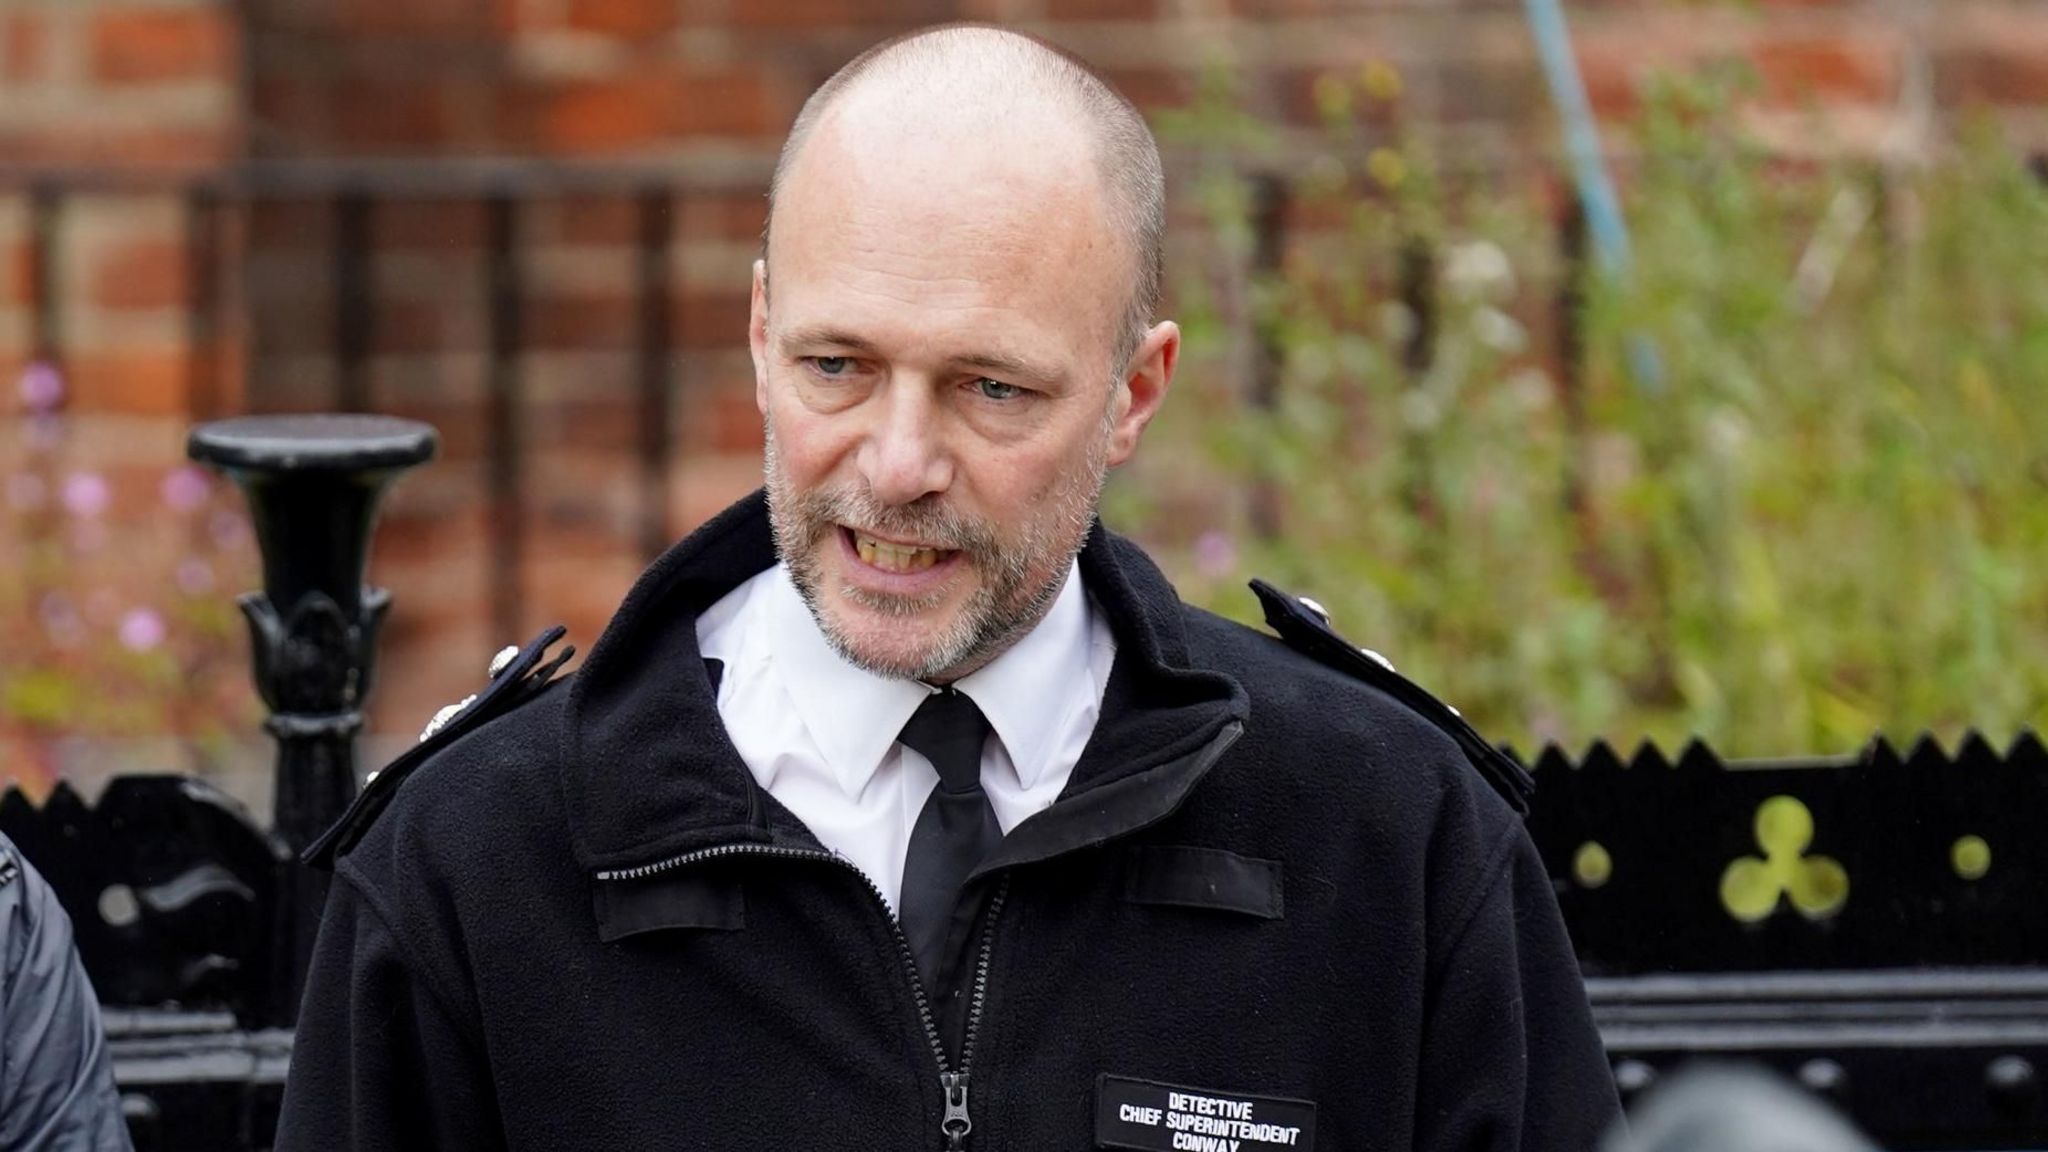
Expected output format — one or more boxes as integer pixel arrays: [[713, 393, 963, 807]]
[[1, 0, 2043, 814]]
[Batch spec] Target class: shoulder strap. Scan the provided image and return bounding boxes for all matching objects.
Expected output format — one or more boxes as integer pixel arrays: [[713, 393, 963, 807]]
[[302, 626, 576, 870], [1249, 580, 1533, 815]]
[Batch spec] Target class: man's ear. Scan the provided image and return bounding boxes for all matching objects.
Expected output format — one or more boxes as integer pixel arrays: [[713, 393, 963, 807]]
[[1106, 321, 1178, 468], [749, 259, 770, 415]]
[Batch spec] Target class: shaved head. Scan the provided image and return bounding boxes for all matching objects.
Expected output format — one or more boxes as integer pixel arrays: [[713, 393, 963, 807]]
[[765, 24, 1165, 375]]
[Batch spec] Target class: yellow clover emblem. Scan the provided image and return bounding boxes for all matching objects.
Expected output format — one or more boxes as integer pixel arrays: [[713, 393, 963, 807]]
[[1719, 795, 1850, 923]]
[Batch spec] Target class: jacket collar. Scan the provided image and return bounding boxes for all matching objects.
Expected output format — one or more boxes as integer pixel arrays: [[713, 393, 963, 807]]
[[565, 490, 1249, 876]]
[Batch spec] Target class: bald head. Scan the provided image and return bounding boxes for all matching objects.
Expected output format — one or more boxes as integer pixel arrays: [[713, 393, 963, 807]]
[[765, 25, 1165, 373]]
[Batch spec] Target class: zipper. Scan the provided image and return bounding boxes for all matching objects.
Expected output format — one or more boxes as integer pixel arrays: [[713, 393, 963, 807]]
[[597, 844, 1011, 1150], [943, 876, 1009, 1149]]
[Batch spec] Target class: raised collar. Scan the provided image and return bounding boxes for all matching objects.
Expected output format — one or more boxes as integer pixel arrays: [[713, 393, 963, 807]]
[[765, 558, 1093, 801], [565, 489, 1248, 876]]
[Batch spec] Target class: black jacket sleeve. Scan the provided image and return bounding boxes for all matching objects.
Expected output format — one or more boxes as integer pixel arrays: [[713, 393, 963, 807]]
[[1416, 825, 1621, 1152], [276, 874, 506, 1152]]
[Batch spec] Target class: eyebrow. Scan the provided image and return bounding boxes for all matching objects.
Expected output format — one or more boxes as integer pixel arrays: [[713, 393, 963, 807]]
[[778, 325, 878, 355], [777, 325, 1063, 387]]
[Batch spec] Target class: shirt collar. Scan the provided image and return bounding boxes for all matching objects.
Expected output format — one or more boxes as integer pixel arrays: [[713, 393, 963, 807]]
[[764, 558, 1094, 800], [765, 567, 930, 802], [953, 561, 1091, 791]]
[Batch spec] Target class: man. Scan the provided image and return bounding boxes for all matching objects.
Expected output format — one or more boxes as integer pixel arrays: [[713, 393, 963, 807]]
[[0, 834, 132, 1151], [280, 25, 1620, 1151]]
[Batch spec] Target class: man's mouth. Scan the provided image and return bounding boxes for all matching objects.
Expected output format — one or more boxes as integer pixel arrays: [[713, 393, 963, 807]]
[[845, 527, 953, 573]]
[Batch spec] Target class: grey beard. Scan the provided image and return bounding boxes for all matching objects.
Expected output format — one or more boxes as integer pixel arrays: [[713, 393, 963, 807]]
[[763, 422, 1102, 682]]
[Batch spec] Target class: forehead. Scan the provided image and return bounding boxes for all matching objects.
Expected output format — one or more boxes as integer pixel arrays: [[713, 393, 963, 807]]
[[768, 96, 1126, 366]]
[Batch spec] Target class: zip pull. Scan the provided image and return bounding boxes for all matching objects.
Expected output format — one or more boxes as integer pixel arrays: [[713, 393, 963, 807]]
[[940, 1071, 971, 1150]]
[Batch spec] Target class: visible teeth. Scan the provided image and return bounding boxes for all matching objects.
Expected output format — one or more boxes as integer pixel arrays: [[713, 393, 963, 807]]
[[855, 533, 942, 573]]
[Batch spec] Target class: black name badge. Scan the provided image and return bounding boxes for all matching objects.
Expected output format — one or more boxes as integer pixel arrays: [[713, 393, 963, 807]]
[[1096, 1074, 1317, 1152]]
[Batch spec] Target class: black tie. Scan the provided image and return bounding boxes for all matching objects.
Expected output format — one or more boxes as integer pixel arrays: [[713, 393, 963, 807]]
[[896, 689, 1002, 1001]]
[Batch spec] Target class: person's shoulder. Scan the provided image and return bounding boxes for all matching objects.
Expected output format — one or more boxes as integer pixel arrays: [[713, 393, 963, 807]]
[[384, 676, 572, 828], [1179, 590, 1538, 931], [324, 634, 580, 897], [1185, 601, 1456, 753], [1180, 585, 1530, 825]]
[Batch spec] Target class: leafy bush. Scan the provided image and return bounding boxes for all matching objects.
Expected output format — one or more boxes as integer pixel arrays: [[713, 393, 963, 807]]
[[1115, 66, 2048, 758]]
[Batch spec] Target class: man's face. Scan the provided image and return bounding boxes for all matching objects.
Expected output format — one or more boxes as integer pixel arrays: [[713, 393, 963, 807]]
[[751, 100, 1173, 682]]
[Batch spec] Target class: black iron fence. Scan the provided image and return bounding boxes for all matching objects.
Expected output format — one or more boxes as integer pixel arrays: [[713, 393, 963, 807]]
[[1530, 733, 2048, 1146]]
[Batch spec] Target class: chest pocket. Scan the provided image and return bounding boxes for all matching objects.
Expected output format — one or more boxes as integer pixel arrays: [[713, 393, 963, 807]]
[[1122, 846, 1283, 920]]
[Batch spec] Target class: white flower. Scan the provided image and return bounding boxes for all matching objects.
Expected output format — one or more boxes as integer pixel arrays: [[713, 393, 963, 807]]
[[1444, 241, 1515, 301], [1704, 407, 1751, 460], [1473, 306, 1527, 354], [1402, 389, 1443, 431]]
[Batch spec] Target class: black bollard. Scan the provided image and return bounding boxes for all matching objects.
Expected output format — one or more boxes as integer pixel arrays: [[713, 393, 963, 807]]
[[187, 413, 437, 1025]]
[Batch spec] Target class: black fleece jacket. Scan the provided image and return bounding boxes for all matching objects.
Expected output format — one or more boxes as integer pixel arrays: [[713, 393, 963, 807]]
[[277, 491, 1620, 1152]]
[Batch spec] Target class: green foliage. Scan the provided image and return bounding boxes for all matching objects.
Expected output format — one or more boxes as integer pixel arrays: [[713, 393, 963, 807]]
[[1120, 67, 2048, 758]]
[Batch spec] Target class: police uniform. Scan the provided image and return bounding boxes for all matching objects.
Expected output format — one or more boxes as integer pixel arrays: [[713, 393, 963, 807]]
[[279, 491, 1620, 1151]]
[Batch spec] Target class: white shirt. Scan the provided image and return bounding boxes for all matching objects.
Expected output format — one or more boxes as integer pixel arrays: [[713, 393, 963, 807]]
[[696, 560, 1115, 913]]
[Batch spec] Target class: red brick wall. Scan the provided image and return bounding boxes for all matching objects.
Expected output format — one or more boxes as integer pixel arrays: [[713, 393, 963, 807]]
[[9, 0, 2048, 746], [1, 1, 239, 167], [0, 0, 239, 417]]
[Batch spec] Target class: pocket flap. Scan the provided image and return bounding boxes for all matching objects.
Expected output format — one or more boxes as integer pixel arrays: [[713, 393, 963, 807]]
[[1123, 845, 1283, 920], [594, 872, 746, 942]]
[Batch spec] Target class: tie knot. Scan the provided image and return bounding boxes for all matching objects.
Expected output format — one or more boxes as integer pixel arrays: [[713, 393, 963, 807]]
[[897, 689, 991, 793]]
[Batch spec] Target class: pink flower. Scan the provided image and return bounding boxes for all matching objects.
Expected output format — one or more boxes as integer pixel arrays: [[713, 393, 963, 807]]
[[16, 362, 63, 412], [1194, 530, 1238, 579], [119, 608, 167, 653], [160, 465, 210, 512], [61, 472, 110, 518]]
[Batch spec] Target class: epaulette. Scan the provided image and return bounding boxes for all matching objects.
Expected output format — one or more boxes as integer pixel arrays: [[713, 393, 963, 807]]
[[303, 626, 575, 870], [1250, 579, 1534, 816]]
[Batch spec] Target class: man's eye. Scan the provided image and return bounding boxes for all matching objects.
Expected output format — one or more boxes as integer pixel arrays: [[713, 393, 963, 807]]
[[808, 356, 853, 377], [974, 378, 1024, 401]]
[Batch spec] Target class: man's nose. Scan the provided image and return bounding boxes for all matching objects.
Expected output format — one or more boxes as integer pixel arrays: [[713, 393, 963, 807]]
[[858, 382, 953, 506]]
